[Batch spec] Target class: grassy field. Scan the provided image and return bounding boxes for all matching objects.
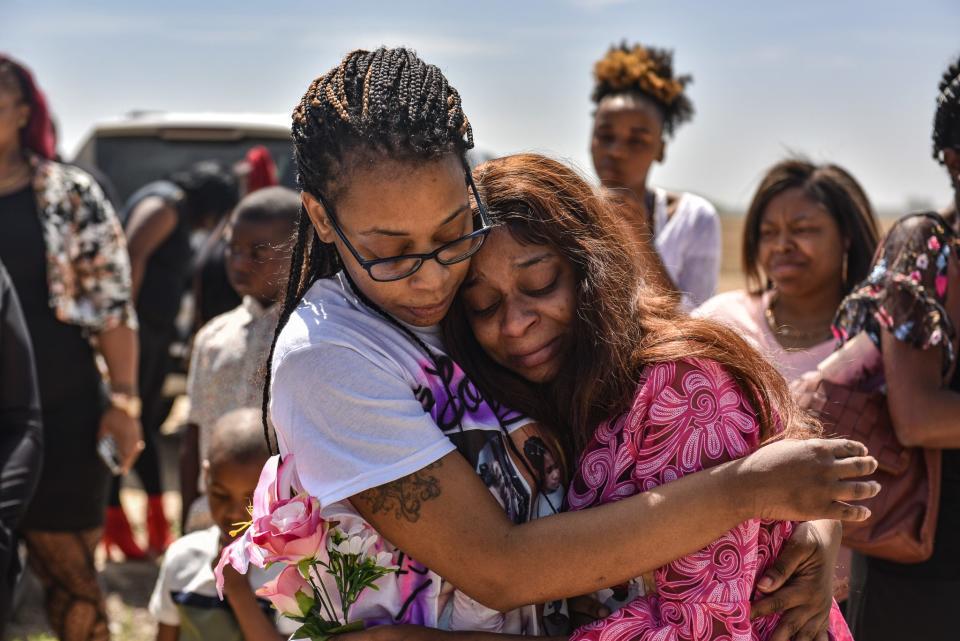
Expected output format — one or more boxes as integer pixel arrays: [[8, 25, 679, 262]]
[[718, 214, 749, 294]]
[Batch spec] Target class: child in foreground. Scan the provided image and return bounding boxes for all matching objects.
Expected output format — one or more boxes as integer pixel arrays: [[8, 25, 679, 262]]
[[150, 408, 296, 641]]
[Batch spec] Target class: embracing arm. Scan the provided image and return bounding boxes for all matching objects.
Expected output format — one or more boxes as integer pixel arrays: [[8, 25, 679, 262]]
[[351, 440, 876, 613], [882, 328, 960, 448]]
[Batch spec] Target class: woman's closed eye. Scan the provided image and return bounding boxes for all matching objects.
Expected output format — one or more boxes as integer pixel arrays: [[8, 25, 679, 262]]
[[524, 276, 559, 297], [468, 296, 501, 318]]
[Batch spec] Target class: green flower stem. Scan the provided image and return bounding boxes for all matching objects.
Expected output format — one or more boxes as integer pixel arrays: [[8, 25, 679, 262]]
[[307, 568, 339, 623]]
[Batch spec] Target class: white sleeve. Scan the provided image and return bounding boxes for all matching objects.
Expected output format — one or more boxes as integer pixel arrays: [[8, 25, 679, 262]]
[[148, 554, 179, 626], [185, 326, 214, 429], [675, 202, 722, 309], [270, 343, 457, 507]]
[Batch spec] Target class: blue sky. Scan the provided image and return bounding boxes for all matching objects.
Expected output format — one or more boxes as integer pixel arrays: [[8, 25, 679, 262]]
[[3, 0, 959, 212]]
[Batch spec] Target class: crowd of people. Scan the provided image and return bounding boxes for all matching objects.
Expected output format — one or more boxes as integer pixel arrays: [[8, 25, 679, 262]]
[[0, 38, 957, 641]]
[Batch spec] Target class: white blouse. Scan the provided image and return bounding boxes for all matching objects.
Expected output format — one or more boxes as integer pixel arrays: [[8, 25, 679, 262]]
[[651, 187, 721, 309]]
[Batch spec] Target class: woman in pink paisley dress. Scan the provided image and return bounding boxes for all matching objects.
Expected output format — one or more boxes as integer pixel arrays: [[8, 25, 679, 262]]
[[441, 153, 858, 641]]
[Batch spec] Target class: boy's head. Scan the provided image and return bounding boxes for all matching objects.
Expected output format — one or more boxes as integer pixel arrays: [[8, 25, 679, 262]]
[[204, 408, 271, 544], [225, 186, 299, 306]]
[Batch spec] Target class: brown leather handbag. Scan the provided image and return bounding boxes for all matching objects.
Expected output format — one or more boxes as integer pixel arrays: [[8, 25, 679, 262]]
[[792, 332, 942, 564]]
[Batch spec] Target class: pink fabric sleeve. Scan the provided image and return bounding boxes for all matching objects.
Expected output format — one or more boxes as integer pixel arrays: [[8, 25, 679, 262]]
[[572, 359, 779, 641], [570, 359, 853, 641]]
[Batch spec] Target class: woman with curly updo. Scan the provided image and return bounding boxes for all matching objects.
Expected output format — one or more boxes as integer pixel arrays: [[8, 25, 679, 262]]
[[590, 42, 720, 308]]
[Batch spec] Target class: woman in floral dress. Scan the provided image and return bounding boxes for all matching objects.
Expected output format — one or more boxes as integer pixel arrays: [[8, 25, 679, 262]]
[[443, 153, 858, 641]]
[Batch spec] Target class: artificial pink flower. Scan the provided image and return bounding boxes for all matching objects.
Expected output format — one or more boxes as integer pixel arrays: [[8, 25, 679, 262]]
[[252, 494, 327, 564], [215, 527, 266, 598], [253, 454, 300, 519], [928, 235, 941, 251], [257, 565, 315, 617], [215, 453, 313, 596]]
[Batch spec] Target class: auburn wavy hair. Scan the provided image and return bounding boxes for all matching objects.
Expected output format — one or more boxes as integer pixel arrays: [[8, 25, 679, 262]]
[[442, 153, 818, 457]]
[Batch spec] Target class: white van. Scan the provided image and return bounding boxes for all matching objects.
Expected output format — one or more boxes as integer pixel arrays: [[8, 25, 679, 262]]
[[71, 111, 294, 205]]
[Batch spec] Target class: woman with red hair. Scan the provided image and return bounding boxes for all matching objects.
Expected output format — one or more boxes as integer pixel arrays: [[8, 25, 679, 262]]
[[0, 54, 141, 641]]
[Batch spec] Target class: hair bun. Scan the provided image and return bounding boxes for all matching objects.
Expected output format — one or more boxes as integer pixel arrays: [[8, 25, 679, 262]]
[[593, 44, 686, 106], [591, 42, 694, 136]]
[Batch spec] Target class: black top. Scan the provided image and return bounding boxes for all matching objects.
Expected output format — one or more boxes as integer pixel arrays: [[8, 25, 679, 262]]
[[0, 258, 43, 529], [0, 186, 103, 410], [124, 180, 192, 330]]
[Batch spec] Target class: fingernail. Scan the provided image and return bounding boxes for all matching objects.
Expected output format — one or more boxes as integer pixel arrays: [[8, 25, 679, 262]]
[[758, 577, 773, 590], [598, 607, 610, 618]]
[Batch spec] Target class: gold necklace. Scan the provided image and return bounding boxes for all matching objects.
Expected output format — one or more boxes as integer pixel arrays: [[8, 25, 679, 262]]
[[764, 296, 833, 342]]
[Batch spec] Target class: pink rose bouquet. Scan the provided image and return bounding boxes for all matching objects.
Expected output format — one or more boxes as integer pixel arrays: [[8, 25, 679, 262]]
[[215, 454, 397, 640]]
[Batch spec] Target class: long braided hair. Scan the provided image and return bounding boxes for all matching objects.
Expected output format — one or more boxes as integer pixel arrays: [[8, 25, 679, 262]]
[[934, 54, 960, 167], [262, 47, 474, 451]]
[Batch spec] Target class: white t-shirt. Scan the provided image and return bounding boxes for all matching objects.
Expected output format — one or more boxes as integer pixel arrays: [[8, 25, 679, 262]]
[[269, 273, 545, 634], [651, 187, 721, 309], [148, 526, 298, 640]]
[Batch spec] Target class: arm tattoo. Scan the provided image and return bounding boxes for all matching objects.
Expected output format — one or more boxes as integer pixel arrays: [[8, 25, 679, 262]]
[[356, 460, 443, 522]]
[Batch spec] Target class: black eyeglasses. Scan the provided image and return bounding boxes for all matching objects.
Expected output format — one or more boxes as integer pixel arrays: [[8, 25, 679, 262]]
[[320, 168, 493, 282]]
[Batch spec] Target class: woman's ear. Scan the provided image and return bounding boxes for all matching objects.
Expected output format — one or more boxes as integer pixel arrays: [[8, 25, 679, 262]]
[[301, 192, 336, 244]]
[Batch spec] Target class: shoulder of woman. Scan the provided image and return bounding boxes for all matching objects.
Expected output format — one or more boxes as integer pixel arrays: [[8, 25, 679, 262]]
[[692, 289, 755, 319], [638, 357, 729, 392], [675, 191, 719, 219], [629, 359, 748, 436], [45, 160, 107, 199], [34, 160, 115, 226], [885, 211, 955, 250], [272, 306, 405, 385]]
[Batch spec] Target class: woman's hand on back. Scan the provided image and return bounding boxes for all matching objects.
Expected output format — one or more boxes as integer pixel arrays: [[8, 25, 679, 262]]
[[751, 520, 841, 641], [733, 438, 879, 523]]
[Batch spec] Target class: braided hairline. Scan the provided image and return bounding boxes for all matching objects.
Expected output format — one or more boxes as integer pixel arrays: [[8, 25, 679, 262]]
[[934, 61, 960, 164], [264, 47, 476, 451]]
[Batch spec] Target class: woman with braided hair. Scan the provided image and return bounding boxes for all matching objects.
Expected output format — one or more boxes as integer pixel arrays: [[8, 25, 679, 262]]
[[837, 54, 960, 641], [261, 47, 877, 635], [590, 42, 720, 309]]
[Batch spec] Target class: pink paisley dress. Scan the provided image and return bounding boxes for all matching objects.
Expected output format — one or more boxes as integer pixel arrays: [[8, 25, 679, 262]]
[[567, 358, 853, 641]]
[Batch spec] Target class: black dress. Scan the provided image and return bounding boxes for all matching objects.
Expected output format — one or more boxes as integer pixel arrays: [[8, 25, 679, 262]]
[[0, 185, 109, 531], [113, 180, 193, 500], [835, 213, 960, 641]]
